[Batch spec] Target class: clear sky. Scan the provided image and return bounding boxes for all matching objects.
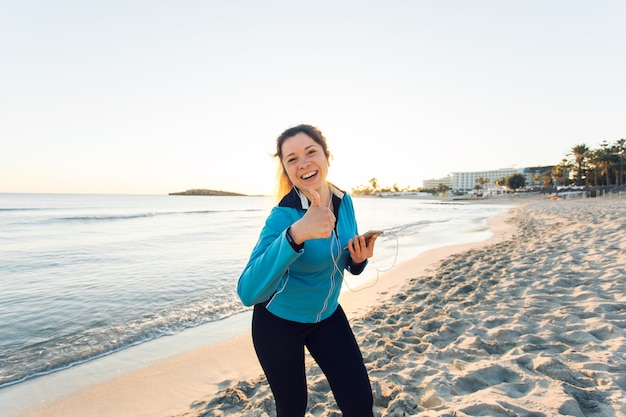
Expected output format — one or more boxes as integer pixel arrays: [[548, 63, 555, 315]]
[[1, 0, 624, 196]]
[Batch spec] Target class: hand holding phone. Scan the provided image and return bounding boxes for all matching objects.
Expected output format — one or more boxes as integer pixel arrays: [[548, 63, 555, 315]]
[[342, 230, 383, 251]]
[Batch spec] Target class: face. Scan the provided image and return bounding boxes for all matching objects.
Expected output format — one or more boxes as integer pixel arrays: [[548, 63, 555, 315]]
[[281, 132, 329, 192]]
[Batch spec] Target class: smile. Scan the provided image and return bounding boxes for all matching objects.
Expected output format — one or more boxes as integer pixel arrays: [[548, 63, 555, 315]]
[[301, 171, 318, 180]]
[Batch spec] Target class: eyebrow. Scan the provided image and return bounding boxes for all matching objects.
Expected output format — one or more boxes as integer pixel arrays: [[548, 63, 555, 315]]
[[284, 144, 317, 159]]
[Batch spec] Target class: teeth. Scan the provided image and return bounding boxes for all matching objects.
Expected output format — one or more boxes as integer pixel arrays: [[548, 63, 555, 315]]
[[302, 171, 317, 180]]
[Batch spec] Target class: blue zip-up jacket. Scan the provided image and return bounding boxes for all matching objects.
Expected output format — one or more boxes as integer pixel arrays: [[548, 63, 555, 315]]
[[237, 185, 367, 323]]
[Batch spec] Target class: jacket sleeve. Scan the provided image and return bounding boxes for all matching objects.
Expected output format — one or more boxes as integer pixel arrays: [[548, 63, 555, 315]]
[[347, 258, 367, 275], [342, 193, 368, 276], [237, 207, 302, 306]]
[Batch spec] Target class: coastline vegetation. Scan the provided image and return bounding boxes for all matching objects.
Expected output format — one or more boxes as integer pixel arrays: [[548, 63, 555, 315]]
[[351, 137, 626, 196]]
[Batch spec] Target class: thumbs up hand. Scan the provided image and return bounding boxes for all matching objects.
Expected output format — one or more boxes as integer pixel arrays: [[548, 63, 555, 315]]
[[309, 189, 322, 207], [288, 189, 336, 244]]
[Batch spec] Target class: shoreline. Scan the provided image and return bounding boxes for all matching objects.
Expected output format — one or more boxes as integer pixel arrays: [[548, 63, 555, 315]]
[[9, 201, 519, 417], [2, 312, 254, 417]]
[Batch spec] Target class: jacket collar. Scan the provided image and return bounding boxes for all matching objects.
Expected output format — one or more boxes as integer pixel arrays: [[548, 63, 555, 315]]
[[279, 183, 345, 210]]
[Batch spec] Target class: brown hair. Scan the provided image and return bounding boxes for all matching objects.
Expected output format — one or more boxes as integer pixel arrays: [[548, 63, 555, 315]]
[[274, 124, 331, 199]]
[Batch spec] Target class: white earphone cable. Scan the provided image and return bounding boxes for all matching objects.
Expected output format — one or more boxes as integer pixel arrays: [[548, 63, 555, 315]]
[[330, 231, 399, 292]]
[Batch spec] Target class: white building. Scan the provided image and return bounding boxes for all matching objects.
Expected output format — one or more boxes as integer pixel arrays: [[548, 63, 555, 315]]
[[424, 166, 554, 193], [422, 175, 453, 190], [451, 167, 524, 193], [423, 168, 525, 193]]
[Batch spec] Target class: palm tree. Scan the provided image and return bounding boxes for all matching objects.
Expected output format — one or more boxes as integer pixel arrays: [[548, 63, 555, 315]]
[[587, 149, 602, 186], [368, 177, 379, 194], [615, 139, 626, 185], [542, 172, 553, 188], [475, 177, 490, 189], [436, 183, 451, 194], [552, 159, 572, 187], [532, 172, 541, 187], [598, 141, 614, 186], [570, 144, 590, 186]]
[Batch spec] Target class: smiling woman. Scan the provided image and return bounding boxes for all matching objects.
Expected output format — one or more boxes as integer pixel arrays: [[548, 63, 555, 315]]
[[236, 124, 378, 416]]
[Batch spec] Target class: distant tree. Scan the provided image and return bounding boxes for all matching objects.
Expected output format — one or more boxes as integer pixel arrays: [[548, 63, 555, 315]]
[[569, 144, 590, 186], [614, 138, 625, 186], [542, 172, 553, 188], [475, 177, 490, 189], [598, 141, 614, 186], [532, 172, 541, 186], [506, 173, 526, 191], [552, 159, 572, 187], [368, 177, 379, 193], [436, 183, 451, 194], [587, 149, 602, 186], [493, 177, 507, 186]]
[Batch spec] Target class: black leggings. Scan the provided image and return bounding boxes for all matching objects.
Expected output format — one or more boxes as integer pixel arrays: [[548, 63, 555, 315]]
[[252, 303, 374, 417]]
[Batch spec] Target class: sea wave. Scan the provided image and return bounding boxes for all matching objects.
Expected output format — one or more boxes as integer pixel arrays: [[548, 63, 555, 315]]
[[382, 218, 450, 237], [0, 296, 249, 388], [3, 208, 266, 226], [0, 207, 47, 212]]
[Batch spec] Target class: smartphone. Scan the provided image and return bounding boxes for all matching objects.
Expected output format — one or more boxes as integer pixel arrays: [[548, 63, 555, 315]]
[[342, 230, 384, 251]]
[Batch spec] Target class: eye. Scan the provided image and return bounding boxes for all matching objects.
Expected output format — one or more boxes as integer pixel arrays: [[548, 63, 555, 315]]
[[286, 157, 297, 164]]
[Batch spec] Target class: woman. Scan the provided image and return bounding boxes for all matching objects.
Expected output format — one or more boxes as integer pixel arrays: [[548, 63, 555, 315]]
[[237, 124, 377, 416]]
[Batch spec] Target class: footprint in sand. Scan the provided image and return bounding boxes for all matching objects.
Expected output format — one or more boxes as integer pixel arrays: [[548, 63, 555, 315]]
[[452, 364, 521, 394]]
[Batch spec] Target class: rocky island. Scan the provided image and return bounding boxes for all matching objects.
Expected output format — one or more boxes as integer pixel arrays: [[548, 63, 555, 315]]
[[168, 189, 246, 196]]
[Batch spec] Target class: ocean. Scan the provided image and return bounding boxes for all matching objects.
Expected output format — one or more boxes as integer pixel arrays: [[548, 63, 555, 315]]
[[0, 193, 511, 399]]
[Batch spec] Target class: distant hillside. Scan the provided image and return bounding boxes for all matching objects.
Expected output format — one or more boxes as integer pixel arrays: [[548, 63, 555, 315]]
[[169, 189, 246, 196]]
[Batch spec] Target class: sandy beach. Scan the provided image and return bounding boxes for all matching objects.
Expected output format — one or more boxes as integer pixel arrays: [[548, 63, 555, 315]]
[[16, 196, 626, 417]]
